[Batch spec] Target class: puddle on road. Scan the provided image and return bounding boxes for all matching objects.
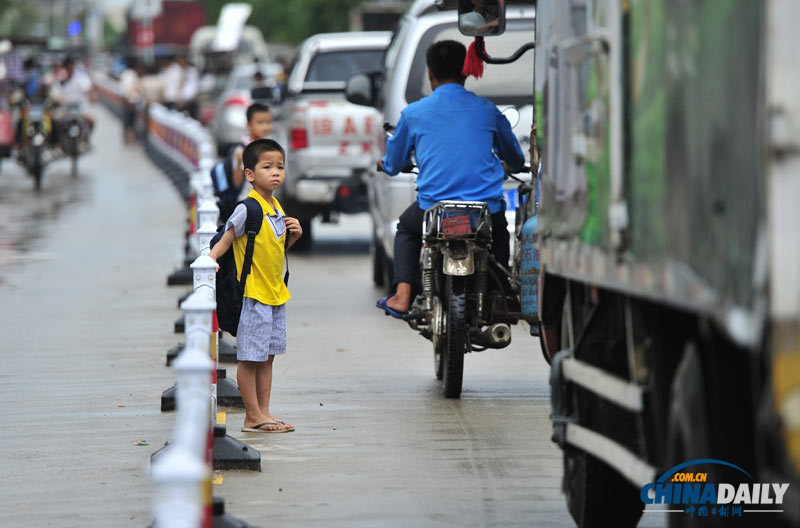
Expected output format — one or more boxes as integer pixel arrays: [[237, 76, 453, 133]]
[[0, 159, 90, 281]]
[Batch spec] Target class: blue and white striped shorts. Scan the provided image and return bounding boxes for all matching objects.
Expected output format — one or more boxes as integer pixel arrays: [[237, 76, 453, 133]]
[[236, 298, 287, 361]]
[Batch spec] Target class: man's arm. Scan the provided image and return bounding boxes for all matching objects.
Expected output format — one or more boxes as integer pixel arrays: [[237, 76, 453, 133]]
[[494, 108, 525, 171], [381, 111, 414, 176]]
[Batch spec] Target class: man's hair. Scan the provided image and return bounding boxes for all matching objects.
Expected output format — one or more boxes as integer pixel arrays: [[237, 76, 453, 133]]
[[426, 40, 467, 83], [243, 138, 285, 172], [63, 56, 75, 68], [246, 102, 271, 123]]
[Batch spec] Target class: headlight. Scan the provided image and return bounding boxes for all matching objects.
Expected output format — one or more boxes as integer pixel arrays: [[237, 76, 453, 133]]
[[32, 134, 45, 146]]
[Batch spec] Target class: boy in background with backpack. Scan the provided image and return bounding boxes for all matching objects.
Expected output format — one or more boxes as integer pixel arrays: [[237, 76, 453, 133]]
[[209, 139, 303, 433], [211, 102, 275, 220]]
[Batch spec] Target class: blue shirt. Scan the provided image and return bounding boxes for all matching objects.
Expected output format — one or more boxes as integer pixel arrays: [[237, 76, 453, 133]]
[[382, 83, 525, 213]]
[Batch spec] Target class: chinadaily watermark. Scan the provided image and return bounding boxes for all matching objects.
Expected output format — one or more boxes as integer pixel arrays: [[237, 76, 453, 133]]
[[641, 459, 789, 519]]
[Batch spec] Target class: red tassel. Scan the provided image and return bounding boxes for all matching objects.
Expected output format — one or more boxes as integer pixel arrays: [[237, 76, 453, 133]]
[[462, 38, 486, 79]]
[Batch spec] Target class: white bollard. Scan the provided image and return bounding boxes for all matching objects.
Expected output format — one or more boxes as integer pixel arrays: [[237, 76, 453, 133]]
[[196, 223, 217, 257], [181, 288, 217, 429], [197, 199, 219, 230], [151, 444, 207, 528], [191, 255, 217, 294], [172, 341, 213, 461], [190, 255, 219, 427]]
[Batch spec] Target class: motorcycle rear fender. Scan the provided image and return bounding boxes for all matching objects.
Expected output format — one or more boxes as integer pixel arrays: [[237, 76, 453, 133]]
[[441, 243, 475, 276]]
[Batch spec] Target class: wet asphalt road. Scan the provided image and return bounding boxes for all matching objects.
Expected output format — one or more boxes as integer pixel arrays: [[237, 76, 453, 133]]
[[0, 107, 664, 527]]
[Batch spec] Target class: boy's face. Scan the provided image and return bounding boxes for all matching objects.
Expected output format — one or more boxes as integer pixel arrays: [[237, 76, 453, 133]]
[[245, 150, 285, 194], [247, 110, 273, 139]]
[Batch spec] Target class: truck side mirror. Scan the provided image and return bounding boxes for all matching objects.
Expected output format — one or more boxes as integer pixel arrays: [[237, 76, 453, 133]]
[[345, 72, 382, 107], [458, 0, 506, 37]]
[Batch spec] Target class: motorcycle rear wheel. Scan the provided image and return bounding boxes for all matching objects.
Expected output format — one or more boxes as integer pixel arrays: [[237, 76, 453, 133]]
[[443, 276, 466, 398]]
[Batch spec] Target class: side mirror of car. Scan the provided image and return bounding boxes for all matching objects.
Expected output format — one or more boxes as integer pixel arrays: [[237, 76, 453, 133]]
[[458, 0, 506, 37], [345, 72, 382, 108]]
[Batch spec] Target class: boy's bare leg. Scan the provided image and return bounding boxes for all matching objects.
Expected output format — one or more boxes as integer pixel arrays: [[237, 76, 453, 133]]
[[385, 282, 411, 312], [238, 360, 281, 430], [256, 356, 294, 429]]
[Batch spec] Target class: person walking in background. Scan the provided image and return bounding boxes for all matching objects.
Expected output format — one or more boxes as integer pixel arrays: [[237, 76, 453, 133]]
[[160, 55, 181, 110], [177, 55, 199, 119], [208, 139, 303, 433], [119, 58, 145, 144]]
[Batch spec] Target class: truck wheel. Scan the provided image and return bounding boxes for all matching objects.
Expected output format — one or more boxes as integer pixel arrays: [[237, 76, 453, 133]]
[[560, 294, 643, 528], [442, 276, 466, 398], [292, 217, 313, 252], [665, 343, 712, 528], [372, 235, 385, 287], [563, 446, 643, 528]]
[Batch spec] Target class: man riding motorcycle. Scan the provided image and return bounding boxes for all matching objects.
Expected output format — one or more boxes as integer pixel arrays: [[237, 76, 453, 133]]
[[50, 57, 94, 146], [375, 39, 524, 317]]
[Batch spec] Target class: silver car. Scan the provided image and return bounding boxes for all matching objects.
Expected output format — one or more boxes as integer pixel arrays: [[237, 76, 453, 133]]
[[207, 62, 283, 155]]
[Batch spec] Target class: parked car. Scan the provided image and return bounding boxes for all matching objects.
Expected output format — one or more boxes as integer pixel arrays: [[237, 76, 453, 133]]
[[271, 31, 391, 250], [207, 62, 283, 155], [347, 0, 536, 288]]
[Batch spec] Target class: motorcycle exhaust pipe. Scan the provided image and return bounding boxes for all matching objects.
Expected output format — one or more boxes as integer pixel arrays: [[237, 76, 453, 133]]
[[478, 323, 512, 349]]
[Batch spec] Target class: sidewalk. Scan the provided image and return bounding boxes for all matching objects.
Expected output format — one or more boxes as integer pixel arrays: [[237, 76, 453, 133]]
[[0, 106, 186, 526]]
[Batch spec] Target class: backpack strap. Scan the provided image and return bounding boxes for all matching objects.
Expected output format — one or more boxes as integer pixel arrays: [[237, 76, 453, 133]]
[[283, 233, 290, 286], [238, 197, 263, 292]]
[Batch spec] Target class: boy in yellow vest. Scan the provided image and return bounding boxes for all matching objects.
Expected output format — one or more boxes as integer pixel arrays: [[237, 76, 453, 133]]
[[209, 139, 303, 433]]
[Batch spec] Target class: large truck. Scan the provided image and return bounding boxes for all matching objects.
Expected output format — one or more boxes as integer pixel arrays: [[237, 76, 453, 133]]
[[468, 0, 800, 526], [127, 0, 206, 56]]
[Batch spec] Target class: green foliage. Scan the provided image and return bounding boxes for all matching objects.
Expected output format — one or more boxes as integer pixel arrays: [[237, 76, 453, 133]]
[[0, 0, 41, 37], [199, 0, 366, 44]]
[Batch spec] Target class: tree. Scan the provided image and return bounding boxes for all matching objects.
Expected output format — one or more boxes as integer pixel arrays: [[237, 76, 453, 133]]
[[198, 0, 365, 44]]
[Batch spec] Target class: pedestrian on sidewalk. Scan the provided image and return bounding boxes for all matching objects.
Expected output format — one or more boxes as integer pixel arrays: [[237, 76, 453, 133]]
[[208, 139, 303, 433]]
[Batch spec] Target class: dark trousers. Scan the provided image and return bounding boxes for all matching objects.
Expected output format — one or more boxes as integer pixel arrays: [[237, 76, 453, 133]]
[[393, 202, 510, 288]]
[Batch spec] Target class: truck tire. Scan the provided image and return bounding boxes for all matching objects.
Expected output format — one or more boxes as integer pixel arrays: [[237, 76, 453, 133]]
[[442, 276, 466, 398], [560, 293, 643, 528], [665, 342, 714, 528], [563, 445, 644, 528]]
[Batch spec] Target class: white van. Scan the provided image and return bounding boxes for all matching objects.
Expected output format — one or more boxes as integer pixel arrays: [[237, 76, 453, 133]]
[[352, 0, 536, 288], [188, 25, 271, 69]]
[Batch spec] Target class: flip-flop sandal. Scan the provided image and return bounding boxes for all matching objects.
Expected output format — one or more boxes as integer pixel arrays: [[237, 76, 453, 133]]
[[276, 420, 295, 432], [376, 295, 408, 319], [241, 421, 292, 433]]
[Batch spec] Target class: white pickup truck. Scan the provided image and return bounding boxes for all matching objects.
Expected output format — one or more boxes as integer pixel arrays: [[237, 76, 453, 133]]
[[273, 31, 391, 250]]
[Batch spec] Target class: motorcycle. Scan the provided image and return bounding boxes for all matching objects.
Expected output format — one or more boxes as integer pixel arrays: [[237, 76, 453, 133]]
[[58, 104, 91, 177], [17, 102, 52, 190], [379, 151, 531, 398]]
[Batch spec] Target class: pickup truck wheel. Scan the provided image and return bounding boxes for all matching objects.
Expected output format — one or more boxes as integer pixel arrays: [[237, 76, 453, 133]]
[[292, 217, 313, 252], [371, 235, 385, 287]]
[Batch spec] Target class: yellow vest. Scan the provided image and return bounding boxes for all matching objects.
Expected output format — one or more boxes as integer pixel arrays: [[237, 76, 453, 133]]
[[232, 190, 291, 306]]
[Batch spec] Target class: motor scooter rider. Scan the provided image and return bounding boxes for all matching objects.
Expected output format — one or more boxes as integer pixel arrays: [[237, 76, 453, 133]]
[[50, 56, 94, 146], [376, 40, 525, 318]]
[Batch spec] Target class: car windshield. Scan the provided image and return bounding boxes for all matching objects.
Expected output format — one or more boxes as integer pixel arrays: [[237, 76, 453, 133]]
[[232, 70, 257, 91], [405, 19, 534, 105], [304, 49, 385, 83]]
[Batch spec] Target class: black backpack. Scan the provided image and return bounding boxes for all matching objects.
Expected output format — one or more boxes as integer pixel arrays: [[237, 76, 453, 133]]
[[210, 197, 290, 337], [210, 145, 243, 222]]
